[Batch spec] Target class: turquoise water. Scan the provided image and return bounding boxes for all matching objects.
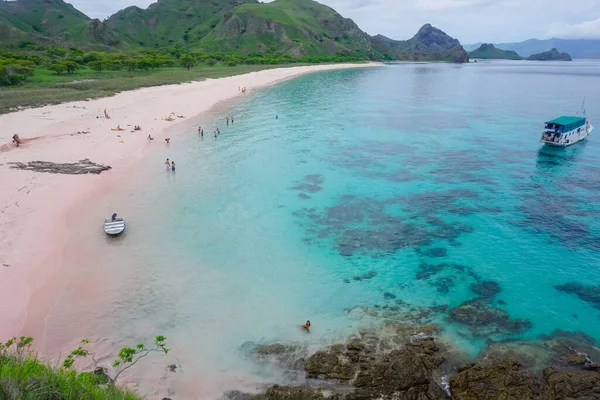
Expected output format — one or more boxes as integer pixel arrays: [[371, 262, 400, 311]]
[[46, 61, 600, 398]]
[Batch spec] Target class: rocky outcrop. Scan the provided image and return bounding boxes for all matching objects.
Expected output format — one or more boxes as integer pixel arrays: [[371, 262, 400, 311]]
[[470, 280, 501, 298], [9, 159, 111, 175], [370, 24, 469, 63], [527, 48, 572, 61], [468, 43, 523, 60], [543, 367, 600, 399], [249, 385, 326, 400], [450, 358, 541, 399]]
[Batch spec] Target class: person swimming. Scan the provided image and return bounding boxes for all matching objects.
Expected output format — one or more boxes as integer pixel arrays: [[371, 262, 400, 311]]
[[301, 320, 311, 332], [171, 161, 176, 172]]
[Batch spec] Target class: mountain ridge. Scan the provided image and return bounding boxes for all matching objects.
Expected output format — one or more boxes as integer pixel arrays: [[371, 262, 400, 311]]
[[465, 38, 600, 59], [0, 0, 469, 62]]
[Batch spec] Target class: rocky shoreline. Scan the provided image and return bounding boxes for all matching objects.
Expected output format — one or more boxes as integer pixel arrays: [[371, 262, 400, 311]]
[[223, 317, 600, 400]]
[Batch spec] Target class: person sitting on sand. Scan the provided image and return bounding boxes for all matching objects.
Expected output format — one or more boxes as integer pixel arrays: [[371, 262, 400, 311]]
[[147, 134, 154, 140], [104, 108, 111, 119], [165, 116, 175, 122], [171, 161, 176, 172], [113, 125, 124, 131], [134, 125, 142, 131], [165, 138, 171, 144], [12, 134, 21, 147], [301, 320, 311, 332]]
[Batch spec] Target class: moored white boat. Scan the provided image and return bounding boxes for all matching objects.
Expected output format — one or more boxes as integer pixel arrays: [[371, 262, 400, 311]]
[[540, 116, 592, 147], [104, 213, 125, 236]]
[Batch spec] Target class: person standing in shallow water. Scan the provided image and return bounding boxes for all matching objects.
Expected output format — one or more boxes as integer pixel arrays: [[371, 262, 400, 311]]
[[171, 161, 176, 172], [226, 117, 229, 126], [165, 158, 170, 170]]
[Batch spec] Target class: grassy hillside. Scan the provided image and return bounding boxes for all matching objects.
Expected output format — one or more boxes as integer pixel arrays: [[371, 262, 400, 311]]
[[469, 43, 522, 60], [196, 0, 371, 56], [106, 0, 258, 49], [0, 0, 124, 48]]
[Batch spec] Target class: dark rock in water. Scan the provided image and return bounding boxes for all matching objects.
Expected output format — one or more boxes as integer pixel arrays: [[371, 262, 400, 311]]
[[352, 270, 378, 281], [248, 385, 325, 400], [383, 292, 397, 300], [450, 358, 541, 399], [167, 364, 177, 372], [556, 353, 589, 366], [343, 278, 350, 283], [423, 247, 447, 258], [555, 282, 600, 310], [305, 175, 324, 185], [9, 159, 111, 175], [471, 281, 501, 298], [291, 183, 322, 193], [449, 299, 532, 336], [497, 299, 507, 305], [305, 349, 355, 381], [543, 367, 600, 398], [586, 363, 600, 371], [298, 193, 311, 200]]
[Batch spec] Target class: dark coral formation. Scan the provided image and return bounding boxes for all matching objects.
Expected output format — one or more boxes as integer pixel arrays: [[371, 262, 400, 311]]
[[470, 280, 501, 298], [555, 282, 600, 310], [449, 299, 532, 337], [9, 159, 111, 175]]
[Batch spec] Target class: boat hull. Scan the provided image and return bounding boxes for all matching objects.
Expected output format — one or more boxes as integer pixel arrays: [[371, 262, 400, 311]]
[[541, 124, 592, 147], [104, 218, 125, 236]]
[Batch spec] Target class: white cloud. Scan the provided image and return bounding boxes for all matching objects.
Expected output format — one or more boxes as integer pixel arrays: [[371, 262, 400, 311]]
[[546, 17, 600, 39], [415, 0, 493, 11]]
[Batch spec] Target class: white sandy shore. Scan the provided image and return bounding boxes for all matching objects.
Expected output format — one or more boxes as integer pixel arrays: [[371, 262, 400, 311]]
[[0, 63, 379, 342]]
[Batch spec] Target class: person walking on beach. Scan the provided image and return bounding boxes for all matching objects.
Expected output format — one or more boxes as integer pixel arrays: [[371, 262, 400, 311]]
[[226, 117, 229, 126], [231, 116, 234, 125], [165, 159, 170, 170], [171, 161, 176, 172]]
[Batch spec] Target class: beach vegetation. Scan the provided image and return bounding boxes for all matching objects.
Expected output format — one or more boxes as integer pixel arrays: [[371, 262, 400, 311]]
[[0, 335, 168, 399]]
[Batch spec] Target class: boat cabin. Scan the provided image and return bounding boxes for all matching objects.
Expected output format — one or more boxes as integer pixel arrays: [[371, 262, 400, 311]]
[[542, 116, 587, 144]]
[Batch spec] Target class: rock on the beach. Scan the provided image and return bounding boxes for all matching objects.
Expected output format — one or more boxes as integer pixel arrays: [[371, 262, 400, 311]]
[[305, 349, 355, 381], [542, 367, 600, 399], [450, 358, 541, 399], [248, 385, 325, 400], [9, 159, 111, 175], [352, 338, 446, 399]]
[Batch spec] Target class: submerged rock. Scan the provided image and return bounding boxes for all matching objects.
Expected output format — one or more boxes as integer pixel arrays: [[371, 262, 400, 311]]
[[470, 280, 501, 298], [555, 282, 600, 310], [450, 358, 541, 399], [449, 299, 532, 336]]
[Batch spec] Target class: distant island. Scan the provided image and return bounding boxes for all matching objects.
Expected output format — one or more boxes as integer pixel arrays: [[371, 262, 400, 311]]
[[527, 48, 572, 61], [465, 38, 600, 59], [469, 43, 572, 61], [469, 44, 522, 60]]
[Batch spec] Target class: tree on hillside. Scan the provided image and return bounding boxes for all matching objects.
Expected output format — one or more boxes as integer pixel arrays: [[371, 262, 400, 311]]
[[89, 60, 105, 73], [124, 58, 137, 71], [0, 59, 34, 85], [180, 54, 196, 70], [205, 58, 217, 67], [64, 61, 79, 75], [48, 62, 67, 75]]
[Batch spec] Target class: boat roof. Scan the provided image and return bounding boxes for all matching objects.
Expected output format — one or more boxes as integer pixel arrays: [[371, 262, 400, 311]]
[[545, 116, 586, 126]]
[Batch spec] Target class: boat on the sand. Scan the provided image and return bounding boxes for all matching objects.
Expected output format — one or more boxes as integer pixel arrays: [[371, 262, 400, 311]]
[[104, 213, 125, 236]]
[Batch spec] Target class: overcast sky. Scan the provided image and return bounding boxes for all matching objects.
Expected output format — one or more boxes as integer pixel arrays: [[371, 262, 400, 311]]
[[70, 0, 600, 44]]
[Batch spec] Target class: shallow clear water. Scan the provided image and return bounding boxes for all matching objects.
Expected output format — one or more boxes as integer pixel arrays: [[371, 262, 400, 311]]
[[46, 60, 600, 398]]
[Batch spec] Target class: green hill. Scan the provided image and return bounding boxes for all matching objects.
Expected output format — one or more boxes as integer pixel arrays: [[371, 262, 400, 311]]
[[527, 48, 572, 61], [370, 24, 469, 62], [469, 43, 522, 60], [105, 0, 257, 49], [0, 0, 124, 48], [194, 0, 371, 56]]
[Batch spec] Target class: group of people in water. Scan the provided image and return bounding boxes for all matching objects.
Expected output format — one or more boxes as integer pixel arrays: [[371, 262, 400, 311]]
[[165, 158, 176, 172]]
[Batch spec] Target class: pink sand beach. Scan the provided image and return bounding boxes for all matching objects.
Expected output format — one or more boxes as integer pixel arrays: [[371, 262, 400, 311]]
[[0, 64, 378, 345]]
